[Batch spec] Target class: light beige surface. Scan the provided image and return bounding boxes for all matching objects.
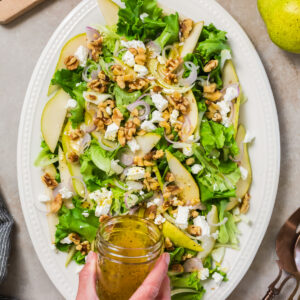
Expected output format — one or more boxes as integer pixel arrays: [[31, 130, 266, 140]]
[[0, 0, 299, 299]]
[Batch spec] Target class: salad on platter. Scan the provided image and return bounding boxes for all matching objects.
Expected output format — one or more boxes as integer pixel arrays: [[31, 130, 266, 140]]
[[35, 0, 254, 298]]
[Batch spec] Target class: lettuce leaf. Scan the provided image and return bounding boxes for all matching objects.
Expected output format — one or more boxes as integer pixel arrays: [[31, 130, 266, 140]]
[[34, 140, 59, 167], [117, 0, 165, 41], [170, 272, 204, 292]]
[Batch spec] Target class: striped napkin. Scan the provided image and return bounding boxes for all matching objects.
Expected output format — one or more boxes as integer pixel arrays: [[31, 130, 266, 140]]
[[0, 188, 14, 284]]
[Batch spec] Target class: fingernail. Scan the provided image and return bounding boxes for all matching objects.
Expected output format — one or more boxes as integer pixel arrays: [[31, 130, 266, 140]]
[[164, 253, 170, 265]]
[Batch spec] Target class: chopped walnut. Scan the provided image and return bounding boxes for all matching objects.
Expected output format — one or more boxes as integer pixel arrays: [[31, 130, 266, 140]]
[[88, 71, 109, 93], [162, 200, 171, 210], [143, 175, 160, 192], [180, 19, 193, 40], [187, 225, 201, 236], [153, 85, 163, 93], [64, 55, 79, 70], [41, 173, 58, 189], [144, 150, 164, 161], [76, 241, 91, 256], [206, 111, 222, 123], [118, 127, 126, 146], [165, 172, 175, 182], [50, 193, 62, 213], [165, 237, 174, 250], [240, 193, 250, 214], [168, 92, 190, 115], [170, 264, 184, 273], [130, 108, 139, 117], [203, 91, 223, 102], [69, 129, 84, 140], [163, 184, 182, 199], [145, 205, 157, 220], [99, 215, 110, 223], [162, 110, 170, 121], [203, 83, 217, 93], [165, 58, 183, 84], [191, 210, 199, 218], [112, 108, 124, 127], [159, 120, 171, 134], [95, 100, 116, 131], [137, 129, 146, 136], [68, 152, 79, 163], [203, 59, 219, 73], [186, 157, 195, 165], [128, 78, 149, 91], [111, 65, 136, 89], [87, 36, 103, 61], [182, 253, 193, 261], [68, 233, 81, 245], [134, 48, 147, 65]]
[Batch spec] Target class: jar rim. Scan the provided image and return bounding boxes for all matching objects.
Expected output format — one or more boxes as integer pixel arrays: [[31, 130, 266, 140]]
[[97, 215, 163, 252]]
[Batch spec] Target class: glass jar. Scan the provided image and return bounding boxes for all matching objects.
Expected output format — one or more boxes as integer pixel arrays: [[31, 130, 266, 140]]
[[96, 215, 164, 300]]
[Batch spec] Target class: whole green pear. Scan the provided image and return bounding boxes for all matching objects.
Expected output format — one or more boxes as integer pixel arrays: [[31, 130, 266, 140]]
[[258, 0, 300, 53]]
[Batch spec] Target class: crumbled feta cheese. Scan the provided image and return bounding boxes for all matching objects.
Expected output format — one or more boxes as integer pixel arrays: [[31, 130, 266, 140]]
[[38, 194, 50, 203], [95, 204, 111, 217], [244, 130, 255, 143], [212, 272, 224, 285], [147, 197, 163, 208], [75, 82, 81, 87], [218, 99, 232, 128], [106, 106, 112, 115], [239, 166, 248, 180], [104, 122, 119, 141], [224, 86, 239, 102], [154, 214, 166, 225], [65, 99, 77, 110], [134, 64, 148, 78], [140, 12, 149, 22], [74, 45, 89, 67], [127, 138, 140, 153], [191, 164, 203, 175], [59, 187, 73, 199], [121, 40, 145, 50], [211, 230, 219, 240], [194, 216, 210, 236], [126, 167, 145, 181], [151, 110, 165, 123], [183, 145, 193, 157], [238, 198, 242, 203], [139, 190, 145, 195], [151, 93, 168, 112], [175, 206, 190, 229], [82, 211, 89, 218], [122, 50, 135, 67], [198, 268, 209, 280], [60, 236, 72, 244], [157, 55, 166, 65], [141, 120, 156, 132], [93, 188, 113, 217], [220, 49, 232, 69], [170, 109, 179, 126]]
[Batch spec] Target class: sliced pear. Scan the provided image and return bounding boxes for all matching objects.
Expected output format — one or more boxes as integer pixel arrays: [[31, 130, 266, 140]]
[[62, 121, 85, 198], [42, 164, 57, 178], [181, 90, 198, 141], [97, 0, 119, 26], [41, 89, 69, 152], [162, 220, 202, 252], [181, 21, 204, 58], [226, 124, 252, 211], [166, 150, 200, 204], [48, 33, 87, 96], [135, 133, 161, 157], [222, 60, 241, 136]]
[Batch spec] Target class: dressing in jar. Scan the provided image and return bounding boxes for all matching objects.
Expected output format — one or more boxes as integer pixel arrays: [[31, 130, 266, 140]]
[[96, 215, 164, 300]]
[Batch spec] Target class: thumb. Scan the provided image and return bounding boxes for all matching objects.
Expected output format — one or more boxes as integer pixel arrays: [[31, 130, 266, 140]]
[[76, 252, 99, 300]]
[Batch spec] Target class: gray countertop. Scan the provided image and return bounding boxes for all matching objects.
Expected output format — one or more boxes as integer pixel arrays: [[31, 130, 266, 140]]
[[0, 0, 299, 299]]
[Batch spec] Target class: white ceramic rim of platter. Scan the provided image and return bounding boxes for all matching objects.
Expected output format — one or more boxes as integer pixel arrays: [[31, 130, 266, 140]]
[[17, 0, 280, 299]]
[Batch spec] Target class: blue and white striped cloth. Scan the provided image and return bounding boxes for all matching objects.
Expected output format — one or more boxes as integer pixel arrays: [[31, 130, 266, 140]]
[[0, 188, 14, 284]]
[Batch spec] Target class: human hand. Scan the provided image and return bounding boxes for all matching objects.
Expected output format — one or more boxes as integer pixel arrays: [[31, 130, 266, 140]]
[[76, 252, 170, 300]]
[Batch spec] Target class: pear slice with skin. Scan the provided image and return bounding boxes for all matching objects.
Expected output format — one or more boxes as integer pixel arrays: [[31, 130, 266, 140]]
[[166, 150, 200, 204], [181, 21, 204, 58], [162, 220, 202, 252], [61, 121, 85, 198], [97, 0, 119, 26], [226, 124, 252, 211], [135, 133, 161, 157], [41, 89, 69, 153], [181, 90, 198, 141], [47, 33, 87, 96], [222, 60, 241, 137]]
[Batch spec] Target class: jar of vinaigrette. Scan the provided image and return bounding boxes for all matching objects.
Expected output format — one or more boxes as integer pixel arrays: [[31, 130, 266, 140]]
[[96, 215, 164, 300]]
